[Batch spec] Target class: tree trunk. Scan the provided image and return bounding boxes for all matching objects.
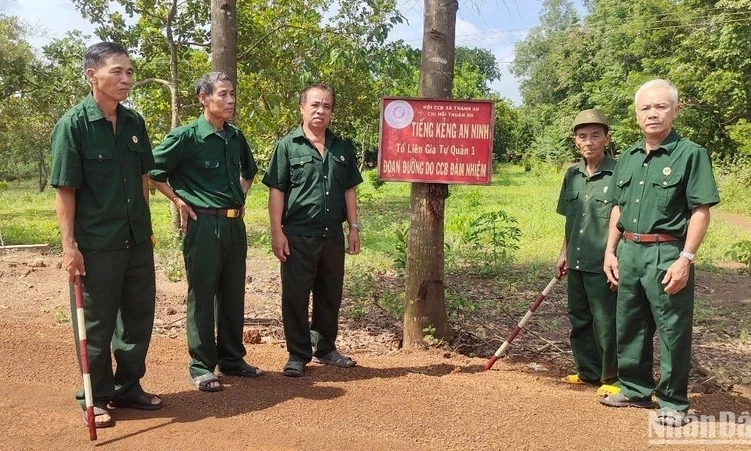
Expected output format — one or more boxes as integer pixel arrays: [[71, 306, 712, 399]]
[[37, 148, 48, 193], [211, 0, 238, 88], [402, 0, 457, 347], [167, 0, 181, 232]]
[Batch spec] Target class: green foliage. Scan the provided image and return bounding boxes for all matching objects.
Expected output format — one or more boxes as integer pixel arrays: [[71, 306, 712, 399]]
[[164, 254, 185, 282], [0, 181, 58, 245], [422, 324, 440, 346], [392, 225, 409, 275], [367, 169, 385, 190], [512, 0, 751, 162], [463, 210, 521, 269], [714, 157, 751, 216], [725, 240, 751, 275], [0, 19, 88, 191], [445, 293, 478, 319]]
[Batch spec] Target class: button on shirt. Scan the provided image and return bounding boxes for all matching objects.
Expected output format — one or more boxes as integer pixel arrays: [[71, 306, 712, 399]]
[[607, 130, 720, 238], [556, 154, 616, 273], [50, 94, 154, 250], [149, 116, 258, 208], [262, 126, 363, 237]]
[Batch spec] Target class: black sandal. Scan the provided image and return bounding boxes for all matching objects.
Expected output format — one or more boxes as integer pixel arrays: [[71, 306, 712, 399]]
[[283, 360, 305, 377]]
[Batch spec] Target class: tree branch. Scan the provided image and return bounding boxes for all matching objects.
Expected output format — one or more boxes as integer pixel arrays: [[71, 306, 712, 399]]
[[133, 78, 172, 89]]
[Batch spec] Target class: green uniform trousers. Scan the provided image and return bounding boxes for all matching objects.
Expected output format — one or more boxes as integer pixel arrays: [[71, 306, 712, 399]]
[[281, 234, 345, 363], [71, 240, 156, 409], [616, 239, 694, 412], [567, 269, 617, 385], [183, 214, 248, 378]]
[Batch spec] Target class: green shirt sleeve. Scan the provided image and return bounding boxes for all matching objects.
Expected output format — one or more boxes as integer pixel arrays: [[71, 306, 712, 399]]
[[136, 114, 154, 175], [148, 130, 184, 182], [237, 129, 258, 181], [262, 141, 290, 192], [344, 143, 363, 189], [49, 116, 83, 189], [686, 147, 720, 209], [555, 171, 569, 216]]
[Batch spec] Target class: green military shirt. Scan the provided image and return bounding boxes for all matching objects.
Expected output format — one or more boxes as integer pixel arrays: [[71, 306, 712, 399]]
[[262, 126, 363, 237], [50, 94, 154, 250], [608, 130, 720, 238], [556, 154, 616, 273], [149, 116, 257, 208]]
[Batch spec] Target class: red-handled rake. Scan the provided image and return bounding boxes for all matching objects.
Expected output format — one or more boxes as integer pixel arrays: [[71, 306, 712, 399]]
[[484, 276, 560, 371], [74, 274, 97, 440]]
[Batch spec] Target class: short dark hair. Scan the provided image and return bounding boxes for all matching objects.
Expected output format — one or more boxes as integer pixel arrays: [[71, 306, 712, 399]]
[[83, 42, 129, 74], [194, 72, 232, 97], [299, 84, 336, 110]]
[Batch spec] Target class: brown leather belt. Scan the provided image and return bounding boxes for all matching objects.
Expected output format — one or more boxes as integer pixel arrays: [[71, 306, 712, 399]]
[[623, 231, 680, 243], [193, 207, 242, 218]]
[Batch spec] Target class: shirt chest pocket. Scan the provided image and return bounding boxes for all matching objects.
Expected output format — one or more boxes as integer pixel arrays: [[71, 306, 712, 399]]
[[290, 155, 314, 185], [592, 194, 612, 219], [615, 174, 632, 206], [195, 159, 220, 170], [330, 153, 348, 183], [651, 172, 683, 211], [83, 147, 115, 185], [564, 190, 579, 217], [127, 141, 143, 170]]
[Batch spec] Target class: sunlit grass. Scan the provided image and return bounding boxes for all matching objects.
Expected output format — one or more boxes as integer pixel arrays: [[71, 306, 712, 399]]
[[1, 165, 748, 273]]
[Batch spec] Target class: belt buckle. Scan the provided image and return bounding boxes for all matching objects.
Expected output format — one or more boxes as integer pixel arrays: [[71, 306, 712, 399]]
[[632, 233, 641, 243], [226, 209, 240, 218]]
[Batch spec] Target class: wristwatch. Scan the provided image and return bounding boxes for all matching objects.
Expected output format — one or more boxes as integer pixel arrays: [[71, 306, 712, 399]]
[[349, 223, 360, 232], [679, 251, 695, 262]]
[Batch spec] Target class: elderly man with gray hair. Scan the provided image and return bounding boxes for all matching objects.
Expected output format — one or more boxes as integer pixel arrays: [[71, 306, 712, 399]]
[[149, 72, 262, 392], [599, 79, 720, 427]]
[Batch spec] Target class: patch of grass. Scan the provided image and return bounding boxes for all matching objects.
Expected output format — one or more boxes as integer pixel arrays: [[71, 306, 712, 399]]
[[699, 220, 751, 265], [694, 297, 719, 324], [715, 160, 751, 216], [0, 181, 58, 246]]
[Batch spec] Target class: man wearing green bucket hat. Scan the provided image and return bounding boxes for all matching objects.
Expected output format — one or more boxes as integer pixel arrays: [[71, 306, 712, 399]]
[[556, 108, 619, 397]]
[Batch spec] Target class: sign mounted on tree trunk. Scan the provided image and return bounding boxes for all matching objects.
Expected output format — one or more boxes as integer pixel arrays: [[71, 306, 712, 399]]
[[378, 97, 494, 185]]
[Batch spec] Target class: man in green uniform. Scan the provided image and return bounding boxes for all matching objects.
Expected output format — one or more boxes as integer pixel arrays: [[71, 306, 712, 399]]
[[599, 79, 720, 427], [263, 84, 363, 377], [555, 109, 619, 397], [149, 72, 261, 392], [51, 42, 162, 428]]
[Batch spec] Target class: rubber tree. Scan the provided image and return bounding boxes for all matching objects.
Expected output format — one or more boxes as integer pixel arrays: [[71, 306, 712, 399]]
[[210, 0, 237, 87], [402, 0, 457, 347]]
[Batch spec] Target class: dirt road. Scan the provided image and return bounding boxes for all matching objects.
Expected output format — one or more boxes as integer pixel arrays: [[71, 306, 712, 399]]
[[1, 249, 750, 450]]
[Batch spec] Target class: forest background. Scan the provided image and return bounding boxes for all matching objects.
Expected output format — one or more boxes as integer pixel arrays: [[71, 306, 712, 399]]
[[1, 0, 750, 199]]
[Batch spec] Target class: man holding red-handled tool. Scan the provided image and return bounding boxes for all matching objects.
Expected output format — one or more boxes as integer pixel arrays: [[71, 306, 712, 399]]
[[600, 79, 720, 427], [51, 42, 162, 429]]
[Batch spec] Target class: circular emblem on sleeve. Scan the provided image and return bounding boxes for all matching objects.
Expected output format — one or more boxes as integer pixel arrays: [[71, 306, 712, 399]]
[[662, 167, 671, 176], [603, 186, 608, 193], [340, 156, 345, 161], [132, 135, 139, 143], [384, 100, 414, 130]]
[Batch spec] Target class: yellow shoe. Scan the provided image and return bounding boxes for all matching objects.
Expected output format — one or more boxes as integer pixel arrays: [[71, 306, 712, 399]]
[[596, 384, 621, 396], [561, 374, 585, 384]]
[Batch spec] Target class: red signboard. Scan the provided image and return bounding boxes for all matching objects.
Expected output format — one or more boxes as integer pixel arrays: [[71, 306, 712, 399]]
[[378, 97, 495, 184]]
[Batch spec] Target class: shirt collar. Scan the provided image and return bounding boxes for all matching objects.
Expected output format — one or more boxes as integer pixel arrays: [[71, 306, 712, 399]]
[[628, 129, 681, 155], [83, 93, 131, 124], [576, 153, 616, 177], [291, 125, 335, 147], [195, 115, 235, 140]]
